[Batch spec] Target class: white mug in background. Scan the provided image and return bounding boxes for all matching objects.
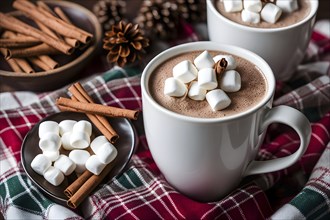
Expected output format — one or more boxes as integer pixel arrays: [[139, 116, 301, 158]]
[[206, 0, 318, 81], [141, 42, 311, 202]]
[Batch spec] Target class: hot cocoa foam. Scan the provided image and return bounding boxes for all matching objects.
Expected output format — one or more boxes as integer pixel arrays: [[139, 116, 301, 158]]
[[215, 0, 311, 29], [148, 50, 268, 118]]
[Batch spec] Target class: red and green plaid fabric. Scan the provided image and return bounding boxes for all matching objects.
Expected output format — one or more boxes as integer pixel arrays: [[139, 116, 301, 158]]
[[1, 21, 329, 219]]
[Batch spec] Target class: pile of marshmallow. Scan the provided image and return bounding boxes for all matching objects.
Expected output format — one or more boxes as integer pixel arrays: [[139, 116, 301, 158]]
[[164, 50, 241, 111], [31, 120, 117, 186], [222, 0, 299, 24]]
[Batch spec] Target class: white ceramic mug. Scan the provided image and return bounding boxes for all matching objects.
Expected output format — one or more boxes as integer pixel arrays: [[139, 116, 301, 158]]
[[206, 0, 318, 81], [141, 42, 311, 202]]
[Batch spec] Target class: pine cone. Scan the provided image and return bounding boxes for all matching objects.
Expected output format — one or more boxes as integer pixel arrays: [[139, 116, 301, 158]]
[[135, 0, 179, 40], [93, 0, 126, 31], [103, 21, 149, 67], [177, 0, 206, 23]]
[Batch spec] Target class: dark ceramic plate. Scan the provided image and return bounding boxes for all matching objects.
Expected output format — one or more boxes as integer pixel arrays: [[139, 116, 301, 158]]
[[0, 0, 102, 92], [21, 112, 137, 206]]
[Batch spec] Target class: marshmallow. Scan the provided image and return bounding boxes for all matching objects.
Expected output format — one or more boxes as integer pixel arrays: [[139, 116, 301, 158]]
[[198, 68, 218, 90], [59, 120, 76, 136], [94, 142, 117, 164], [72, 120, 92, 136], [173, 60, 198, 83], [241, 9, 261, 24], [188, 81, 207, 101], [61, 132, 74, 150], [38, 121, 59, 138], [276, 0, 298, 13], [85, 155, 106, 175], [206, 89, 231, 111], [39, 132, 61, 152], [213, 54, 237, 70], [69, 149, 90, 173], [70, 131, 90, 149], [220, 70, 241, 92], [90, 135, 109, 153], [223, 0, 243, 12], [43, 166, 64, 186], [31, 154, 51, 175], [54, 155, 76, 176], [194, 50, 215, 70], [43, 150, 59, 162], [261, 3, 282, 24], [164, 77, 187, 97], [243, 0, 262, 13]]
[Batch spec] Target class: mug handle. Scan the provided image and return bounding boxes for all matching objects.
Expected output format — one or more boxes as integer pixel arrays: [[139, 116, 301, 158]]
[[244, 105, 311, 176]]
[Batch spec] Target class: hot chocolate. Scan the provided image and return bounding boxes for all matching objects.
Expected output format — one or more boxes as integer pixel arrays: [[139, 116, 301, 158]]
[[148, 50, 267, 118], [215, 0, 311, 28]]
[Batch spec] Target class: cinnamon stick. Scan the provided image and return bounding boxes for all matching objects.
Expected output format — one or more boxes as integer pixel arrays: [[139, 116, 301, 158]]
[[29, 57, 51, 71], [56, 97, 139, 120], [1, 48, 34, 73], [38, 55, 58, 69], [5, 43, 60, 59], [68, 83, 119, 143], [14, 58, 34, 73], [4, 58, 22, 72], [13, 0, 92, 44], [0, 37, 41, 48], [0, 12, 73, 55], [67, 160, 116, 209], [64, 170, 93, 198]]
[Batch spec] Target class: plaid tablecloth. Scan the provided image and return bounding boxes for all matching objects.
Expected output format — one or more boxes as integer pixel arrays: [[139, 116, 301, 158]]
[[0, 20, 329, 220]]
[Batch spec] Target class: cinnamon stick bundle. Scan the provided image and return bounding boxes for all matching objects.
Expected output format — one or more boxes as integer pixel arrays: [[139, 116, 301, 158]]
[[0, 12, 73, 55], [64, 170, 93, 198], [67, 83, 119, 143], [56, 97, 139, 120], [66, 159, 117, 209], [0, 48, 34, 73], [13, 0, 92, 44]]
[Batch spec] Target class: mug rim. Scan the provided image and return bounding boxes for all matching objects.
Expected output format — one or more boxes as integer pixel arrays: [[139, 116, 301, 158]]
[[206, 0, 319, 33], [141, 41, 276, 123]]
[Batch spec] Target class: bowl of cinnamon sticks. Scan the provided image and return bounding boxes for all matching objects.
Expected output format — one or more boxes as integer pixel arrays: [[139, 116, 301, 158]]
[[0, 0, 102, 92]]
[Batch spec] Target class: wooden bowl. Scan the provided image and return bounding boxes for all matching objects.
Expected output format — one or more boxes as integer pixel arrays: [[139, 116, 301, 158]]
[[0, 1, 102, 92]]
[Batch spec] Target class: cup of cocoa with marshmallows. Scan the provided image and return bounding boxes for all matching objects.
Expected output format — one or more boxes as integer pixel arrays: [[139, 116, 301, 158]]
[[141, 41, 311, 202], [207, 0, 318, 81]]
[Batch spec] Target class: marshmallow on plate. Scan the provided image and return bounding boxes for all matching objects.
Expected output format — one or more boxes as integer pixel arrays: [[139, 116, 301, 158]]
[[173, 60, 198, 83], [31, 154, 51, 175], [243, 0, 262, 13], [54, 155, 76, 176], [39, 132, 61, 152], [276, 0, 298, 13], [94, 142, 117, 164], [241, 9, 261, 24], [194, 51, 215, 70], [43, 150, 59, 162], [261, 3, 282, 24], [206, 89, 231, 111], [43, 166, 64, 186], [72, 120, 92, 136], [85, 155, 106, 175], [69, 149, 90, 173], [70, 131, 90, 149], [188, 81, 207, 101], [59, 120, 76, 136], [223, 0, 243, 13], [38, 121, 59, 138], [198, 68, 218, 90], [164, 77, 187, 97], [213, 55, 237, 70], [61, 132, 74, 150], [90, 135, 109, 152], [220, 70, 241, 92]]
